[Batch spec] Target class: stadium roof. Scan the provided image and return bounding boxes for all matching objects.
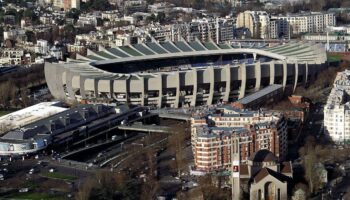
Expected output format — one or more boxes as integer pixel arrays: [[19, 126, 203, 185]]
[[78, 41, 324, 64], [55, 40, 326, 79]]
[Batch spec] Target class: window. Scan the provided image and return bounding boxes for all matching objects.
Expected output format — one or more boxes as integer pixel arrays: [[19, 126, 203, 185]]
[[277, 188, 281, 200]]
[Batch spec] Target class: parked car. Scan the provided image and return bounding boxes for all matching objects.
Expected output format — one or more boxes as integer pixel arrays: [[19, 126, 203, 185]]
[[111, 135, 118, 141], [19, 188, 29, 193], [29, 168, 39, 174], [0, 174, 5, 180]]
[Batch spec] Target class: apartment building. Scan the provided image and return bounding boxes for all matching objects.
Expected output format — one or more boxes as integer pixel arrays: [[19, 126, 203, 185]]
[[191, 105, 288, 172], [272, 12, 336, 36], [236, 11, 270, 39], [53, 0, 80, 10], [237, 11, 335, 39], [324, 70, 350, 143], [151, 18, 234, 43], [0, 49, 24, 65]]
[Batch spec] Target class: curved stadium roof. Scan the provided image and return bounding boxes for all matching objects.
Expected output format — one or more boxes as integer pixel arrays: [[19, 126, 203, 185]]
[[61, 40, 326, 80]]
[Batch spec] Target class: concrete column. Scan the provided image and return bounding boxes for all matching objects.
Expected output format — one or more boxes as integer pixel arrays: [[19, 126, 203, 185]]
[[66, 71, 75, 99], [253, 53, 257, 61], [125, 77, 130, 103], [254, 61, 261, 91], [140, 77, 145, 106], [238, 63, 246, 99], [293, 62, 298, 92], [44, 62, 66, 100], [174, 71, 180, 108], [94, 79, 99, 98], [269, 61, 275, 85], [303, 62, 309, 87], [191, 69, 198, 107], [224, 65, 231, 102], [207, 67, 215, 105], [109, 80, 114, 99], [282, 60, 287, 91], [158, 75, 163, 108], [309, 63, 316, 83], [79, 76, 86, 99]]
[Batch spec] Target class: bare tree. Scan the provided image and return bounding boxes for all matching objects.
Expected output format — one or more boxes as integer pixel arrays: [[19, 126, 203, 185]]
[[75, 177, 95, 200]]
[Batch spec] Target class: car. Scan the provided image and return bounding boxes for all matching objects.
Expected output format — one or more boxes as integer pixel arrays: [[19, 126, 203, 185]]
[[29, 168, 39, 174], [19, 188, 29, 193], [49, 168, 56, 173], [111, 135, 118, 141], [0, 174, 5, 180]]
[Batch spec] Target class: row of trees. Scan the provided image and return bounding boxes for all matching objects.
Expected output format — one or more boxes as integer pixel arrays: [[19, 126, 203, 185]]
[[80, 0, 114, 12], [298, 135, 350, 195], [282, 0, 350, 13], [76, 171, 140, 200], [0, 7, 40, 25], [295, 61, 350, 102], [0, 64, 45, 109]]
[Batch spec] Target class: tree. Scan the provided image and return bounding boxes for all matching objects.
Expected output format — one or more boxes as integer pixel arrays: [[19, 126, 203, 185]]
[[66, 8, 80, 21], [299, 136, 324, 194], [145, 14, 156, 24], [63, 24, 76, 43], [156, 12, 166, 23], [292, 183, 309, 200], [198, 175, 231, 200], [25, 30, 36, 43], [81, 0, 113, 12], [76, 177, 94, 200], [146, 0, 155, 4], [0, 26, 4, 43], [77, 171, 140, 200]]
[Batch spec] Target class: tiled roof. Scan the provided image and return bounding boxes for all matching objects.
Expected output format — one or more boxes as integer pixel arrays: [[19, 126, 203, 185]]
[[249, 149, 278, 163], [253, 168, 290, 183]]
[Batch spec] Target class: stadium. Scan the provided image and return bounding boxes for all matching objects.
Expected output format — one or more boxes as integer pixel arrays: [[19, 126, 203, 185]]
[[45, 40, 327, 108]]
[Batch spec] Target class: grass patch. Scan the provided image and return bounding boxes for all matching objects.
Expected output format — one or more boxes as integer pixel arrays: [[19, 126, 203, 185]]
[[327, 53, 343, 62], [23, 180, 39, 190], [8, 192, 65, 200], [0, 110, 13, 117], [41, 172, 77, 181]]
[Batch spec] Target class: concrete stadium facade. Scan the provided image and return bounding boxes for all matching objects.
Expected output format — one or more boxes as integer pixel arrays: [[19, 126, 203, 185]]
[[45, 41, 327, 108]]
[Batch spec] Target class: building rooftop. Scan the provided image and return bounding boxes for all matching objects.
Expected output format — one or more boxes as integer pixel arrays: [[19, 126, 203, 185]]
[[235, 84, 282, 105], [0, 102, 67, 133], [249, 149, 278, 163], [1, 104, 113, 141]]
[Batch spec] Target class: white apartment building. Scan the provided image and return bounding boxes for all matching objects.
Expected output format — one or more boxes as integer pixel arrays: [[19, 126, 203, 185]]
[[272, 12, 336, 36], [236, 11, 270, 39], [237, 11, 335, 39], [71, 0, 80, 9], [166, 18, 234, 43], [52, 0, 63, 8], [324, 70, 350, 143], [77, 14, 99, 27], [0, 49, 24, 65], [101, 10, 119, 21], [35, 40, 49, 55]]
